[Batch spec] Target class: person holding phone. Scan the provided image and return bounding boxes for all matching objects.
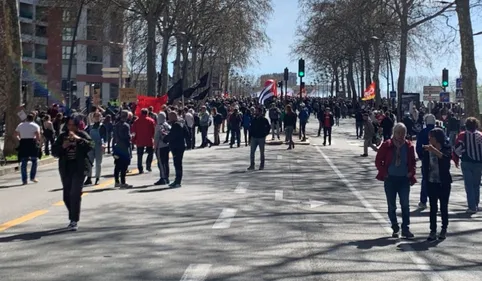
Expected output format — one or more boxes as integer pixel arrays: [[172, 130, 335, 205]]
[[422, 128, 452, 241], [52, 115, 93, 231]]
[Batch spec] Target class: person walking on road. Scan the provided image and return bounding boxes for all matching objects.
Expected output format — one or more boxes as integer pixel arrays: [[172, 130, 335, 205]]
[[422, 128, 452, 241], [198, 106, 213, 148], [15, 113, 41, 185], [248, 107, 271, 170], [375, 123, 417, 239], [269, 104, 281, 140], [184, 108, 194, 150], [113, 110, 132, 188], [453, 117, 482, 214], [52, 115, 93, 231], [361, 113, 379, 157], [242, 108, 252, 146], [322, 107, 334, 146], [284, 105, 297, 150], [229, 107, 242, 148], [154, 112, 171, 186], [298, 104, 309, 142], [85, 112, 106, 186], [163, 111, 190, 188], [212, 107, 223, 146], [131, 108, 156, 173], [415, 114, 436, 210]]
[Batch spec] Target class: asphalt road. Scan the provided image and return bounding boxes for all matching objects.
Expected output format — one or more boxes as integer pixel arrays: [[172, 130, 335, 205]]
[[0, 117, 481, 281]]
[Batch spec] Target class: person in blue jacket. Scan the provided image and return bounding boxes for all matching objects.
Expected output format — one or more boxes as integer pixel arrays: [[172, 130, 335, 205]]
[[298, 104, 309, 141], [242, 108, 252, 146], [416, 114, 436, 210]]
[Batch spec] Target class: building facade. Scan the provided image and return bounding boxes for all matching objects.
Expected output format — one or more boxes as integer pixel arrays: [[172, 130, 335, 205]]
[[19, 0, 124, 107]]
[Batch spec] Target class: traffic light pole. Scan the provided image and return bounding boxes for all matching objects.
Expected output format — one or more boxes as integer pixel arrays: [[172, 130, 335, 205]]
[[299, 76, 303, 139]]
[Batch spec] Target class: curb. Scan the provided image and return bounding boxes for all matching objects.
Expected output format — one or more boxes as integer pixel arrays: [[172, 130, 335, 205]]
[[0, 157, 57, 177]]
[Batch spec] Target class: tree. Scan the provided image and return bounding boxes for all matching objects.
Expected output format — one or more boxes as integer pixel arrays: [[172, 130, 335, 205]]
[[455, 0, 479, 118], [0, 0, 22, 155]]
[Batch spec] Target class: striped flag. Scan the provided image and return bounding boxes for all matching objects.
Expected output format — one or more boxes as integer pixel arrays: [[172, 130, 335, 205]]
[[258, 83, 275, 105]]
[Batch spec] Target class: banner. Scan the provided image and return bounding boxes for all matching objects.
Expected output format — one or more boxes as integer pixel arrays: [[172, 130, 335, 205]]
[[362, 82, 376, 101], [135, 95, 168, 116], [119, 88, 137, 103]]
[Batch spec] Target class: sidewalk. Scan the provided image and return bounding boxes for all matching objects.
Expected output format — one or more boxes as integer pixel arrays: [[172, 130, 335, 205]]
[[0, 156, 57, 177]]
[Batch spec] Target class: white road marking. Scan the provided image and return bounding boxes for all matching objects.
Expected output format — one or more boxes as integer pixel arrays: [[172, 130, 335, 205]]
[[235, 182, 249, 194], [297, 159, 302, 163], [275, 190, 284, 201], [180, 264, 212, 281], [212, 208, 237, 229], [277, 155, 283, 160], [315, 146, 444, 281]]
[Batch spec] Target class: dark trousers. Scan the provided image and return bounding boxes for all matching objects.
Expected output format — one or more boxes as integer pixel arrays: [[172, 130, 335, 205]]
[[317, 122, 323, 136], [137, 146, 153, 172], [230, 128, 241, 146], [157, 147, 170, 180], [114, 158, 129, 184], [243, 127, 250, 144], [200, 126, 212, 147], [185, 127, 192, 149], [384, 176, 411, 232], [172, 148, 185, 184], [191, 126, 196, 149], [420, 177, 428, 204], [225, 126, 231, 142], [60, 168, 84, 222], [44, 135, 54, 155], [214, 124, 221, 145], [356, 122, 363, 138], [300, 121, 307, 139], [323, 127, 332, 145], [428, 182, 451, 232]]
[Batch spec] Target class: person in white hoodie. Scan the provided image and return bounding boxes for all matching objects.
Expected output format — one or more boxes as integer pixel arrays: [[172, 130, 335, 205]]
[[154, 112, 171, 186]]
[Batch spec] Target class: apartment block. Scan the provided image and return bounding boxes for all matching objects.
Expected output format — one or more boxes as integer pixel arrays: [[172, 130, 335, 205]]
[[19, 0, 124, 107]]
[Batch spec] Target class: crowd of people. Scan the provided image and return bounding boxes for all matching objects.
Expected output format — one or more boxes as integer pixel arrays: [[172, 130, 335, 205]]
[[12, 96, 478, 241]]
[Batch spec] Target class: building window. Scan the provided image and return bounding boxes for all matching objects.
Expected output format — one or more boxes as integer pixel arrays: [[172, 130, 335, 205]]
[[20, 22, 34, 35], [19, 3, 34, 19], [86, 64, 102, 75], [35, 26, 47, 38], [22, 43, 33, 58], [86, 26, 98, 40], [62, 46, 77, 60], [62, 27, 75, 41], [34, 63, 47, 75], [87, 45, 103, 62], [35, 44, 47, 60], [35, 6, 49, 22]]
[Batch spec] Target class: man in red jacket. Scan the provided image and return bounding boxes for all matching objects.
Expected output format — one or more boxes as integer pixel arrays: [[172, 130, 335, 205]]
[[131, 108, 156, 174]]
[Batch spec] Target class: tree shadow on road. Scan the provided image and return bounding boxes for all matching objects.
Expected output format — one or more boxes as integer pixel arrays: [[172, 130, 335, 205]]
[[397, 239, 443, 252], [0, 228, 70, 243], [348, 237, 398, 249]]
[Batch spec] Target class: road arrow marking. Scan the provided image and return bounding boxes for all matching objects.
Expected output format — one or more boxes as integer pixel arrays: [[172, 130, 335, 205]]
[[275, 190, 325, 207], [212, 208, 237, 229], [235, 182, 249, 194], [304, 199, 327, 208], [180, 264, 212, 281]]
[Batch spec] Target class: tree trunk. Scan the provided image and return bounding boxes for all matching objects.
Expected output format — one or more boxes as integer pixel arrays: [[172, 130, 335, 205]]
[[397, 26, 409, 120], [359, 50, 365, 99], [348, 57, 357, 104], [160, 32, 170, 95], [334, 64, 340, 97], [0, 0, 22, 155], [173, 37, 181, 81], [340, 63, 346, 98], [146, 13, 157, 96], [191, 46, 198, 83], [373, 39, 381, 107], [456, 0, 479, 118], [363, 43, 371, 87], [181, 42, 189, 89]]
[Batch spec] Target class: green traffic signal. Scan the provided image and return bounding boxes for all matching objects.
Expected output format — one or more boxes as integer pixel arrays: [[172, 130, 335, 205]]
[[442, 81, 448, 87], [299, 71, 305, 77]]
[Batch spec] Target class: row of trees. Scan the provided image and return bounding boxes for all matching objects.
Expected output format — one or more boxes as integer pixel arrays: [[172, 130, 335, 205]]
[[0, 0, 272, 155], [295, 0, 479, 120]]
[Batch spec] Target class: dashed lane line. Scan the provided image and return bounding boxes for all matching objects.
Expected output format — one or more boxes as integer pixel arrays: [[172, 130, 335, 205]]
[[180, 264, 212, 281], [212, 208, 237, 229], [315, 146, 445, 281], [234, 182, 249, 194]]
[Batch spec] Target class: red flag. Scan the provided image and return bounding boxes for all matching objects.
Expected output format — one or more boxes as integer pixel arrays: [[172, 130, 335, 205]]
[[135, 95, 168, 116]]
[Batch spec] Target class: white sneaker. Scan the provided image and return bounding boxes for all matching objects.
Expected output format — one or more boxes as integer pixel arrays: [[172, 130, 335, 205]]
[[67, 221, 78, 231]]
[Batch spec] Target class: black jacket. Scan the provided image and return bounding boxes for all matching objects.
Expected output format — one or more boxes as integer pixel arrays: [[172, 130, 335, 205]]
[[249, 116, 271, 138], [421, 143, 452, 185], [284, 112, 297, 127], [321, 113, 335, 128], [163, 121, 190, 150], [52, 130, 93, 175]]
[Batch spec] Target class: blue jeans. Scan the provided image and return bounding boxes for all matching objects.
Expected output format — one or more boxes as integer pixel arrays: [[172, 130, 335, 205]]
[[461, 161, 482, 211], [384, 176, 411, 231], [20, 157, 38, 183]]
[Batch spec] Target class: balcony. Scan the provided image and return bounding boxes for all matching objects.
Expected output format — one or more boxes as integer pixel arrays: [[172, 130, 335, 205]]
[[20, 22, 34, 36], [35, 26, 48, 38]]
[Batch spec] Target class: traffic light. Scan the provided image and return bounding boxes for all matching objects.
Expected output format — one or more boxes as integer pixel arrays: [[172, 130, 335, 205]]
[[442, 68, 449, 88], [277, 81, 283, 89], [298, 59, 305, 78], [284, 67, 289, 81]]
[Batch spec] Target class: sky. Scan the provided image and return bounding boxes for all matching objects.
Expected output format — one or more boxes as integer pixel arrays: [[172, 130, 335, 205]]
[[243, 1, 482, 95]]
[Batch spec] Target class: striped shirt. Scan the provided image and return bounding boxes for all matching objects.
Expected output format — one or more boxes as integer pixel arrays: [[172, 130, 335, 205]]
[[454, 131, 482, 163]]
